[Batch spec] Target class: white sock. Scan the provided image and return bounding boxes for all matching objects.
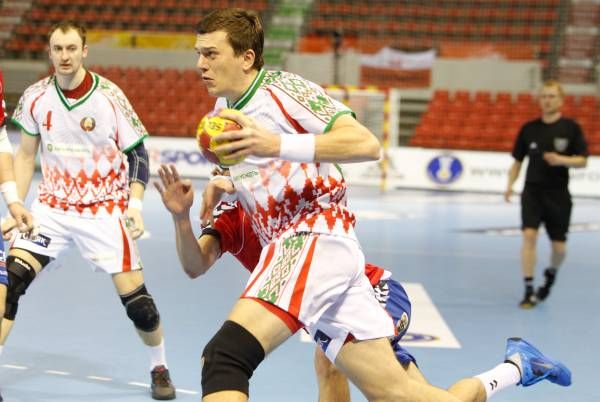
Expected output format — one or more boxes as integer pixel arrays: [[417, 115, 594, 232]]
[[474, 363, 521, 399], [0, 345, 4, 358], [149, 339, 167, 370]]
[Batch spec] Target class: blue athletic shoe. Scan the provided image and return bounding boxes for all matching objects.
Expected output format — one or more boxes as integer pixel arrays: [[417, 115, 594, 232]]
[[505, 337, 572, 387]]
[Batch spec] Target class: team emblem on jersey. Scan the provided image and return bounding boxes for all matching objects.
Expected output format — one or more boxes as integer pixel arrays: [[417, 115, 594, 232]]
[[554, 137, 568, 152], [80, 116, 96, 132]]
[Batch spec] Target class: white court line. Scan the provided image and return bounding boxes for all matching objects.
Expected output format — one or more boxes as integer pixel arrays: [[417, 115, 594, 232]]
[[128, 382, 150, 388], [2, 364, 201, 394], [177, 389, 200, 395], [2, 364, 28, 370], [87, 375, 113, 381], [45, 370, 71, 376]]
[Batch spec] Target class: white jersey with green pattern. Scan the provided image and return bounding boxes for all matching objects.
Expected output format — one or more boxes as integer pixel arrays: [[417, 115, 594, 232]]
[[12, 72, 147, 218], [217, 69, 358, 246]]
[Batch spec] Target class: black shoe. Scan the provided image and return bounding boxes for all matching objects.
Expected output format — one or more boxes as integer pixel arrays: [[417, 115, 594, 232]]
[[519, 288, 537, 309], [150, 365, 176, 400], [536, 268, 557, 301]]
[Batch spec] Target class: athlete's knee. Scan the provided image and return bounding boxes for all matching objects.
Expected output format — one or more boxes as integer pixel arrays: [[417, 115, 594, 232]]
[[522, 229, 538, 245], [120, 285, 160, 332], [201, 320, 265, 397], [4, 255, 40, 320]]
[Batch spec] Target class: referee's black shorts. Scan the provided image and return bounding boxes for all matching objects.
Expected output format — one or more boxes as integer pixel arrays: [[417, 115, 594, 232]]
[[521, 184, 572, 241]]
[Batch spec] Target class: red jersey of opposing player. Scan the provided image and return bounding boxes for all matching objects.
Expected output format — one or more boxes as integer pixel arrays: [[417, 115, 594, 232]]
[[205, 201, 388, 286]]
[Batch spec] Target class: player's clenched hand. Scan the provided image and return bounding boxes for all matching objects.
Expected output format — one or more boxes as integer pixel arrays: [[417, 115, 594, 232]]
[[125, 207, 144, 239], [199, 177, 235, 228], [213, 109, 281, 160], [154, 164, 194, 218]]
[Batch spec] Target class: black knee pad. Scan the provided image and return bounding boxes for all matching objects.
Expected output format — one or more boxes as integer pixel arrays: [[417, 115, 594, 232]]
[[201, 320, 265, 397], [120, 285, 160, 332], [5, 255, 40, 320]]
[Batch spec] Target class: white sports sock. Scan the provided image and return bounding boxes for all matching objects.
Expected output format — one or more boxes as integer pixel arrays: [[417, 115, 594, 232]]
[[474, 363, 521, 399], [149, 339, 167, 370], [0, 345, 4, 358]]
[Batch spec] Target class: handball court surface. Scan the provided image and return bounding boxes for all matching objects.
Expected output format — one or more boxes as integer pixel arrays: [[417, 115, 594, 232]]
[[1, 175, 597, 402]]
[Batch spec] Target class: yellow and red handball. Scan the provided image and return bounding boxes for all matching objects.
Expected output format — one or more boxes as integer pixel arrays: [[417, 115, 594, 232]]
[[196, 113, 245, 166]]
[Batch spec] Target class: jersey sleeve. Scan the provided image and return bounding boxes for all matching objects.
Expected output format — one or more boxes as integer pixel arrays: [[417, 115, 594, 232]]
[[98, 76, 148, 152], [571, 121, 589, 157], [0, 70, 6, 127], [212, 201, 242, 256], [267, 73, 354, 134], [11, 80, 46, 136], [511, 125, 528, 161]]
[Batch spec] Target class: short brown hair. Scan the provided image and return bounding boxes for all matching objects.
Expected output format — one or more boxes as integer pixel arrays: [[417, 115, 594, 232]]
[[542, 79, 565, 98], [48, 21, 87, 47], [196, 8, 264, 70]]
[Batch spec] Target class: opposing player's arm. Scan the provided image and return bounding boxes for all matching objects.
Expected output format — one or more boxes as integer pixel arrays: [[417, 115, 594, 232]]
[[13, 131, 40, 201], [155, 163, 222, 277], [174, 217, 222, 278]]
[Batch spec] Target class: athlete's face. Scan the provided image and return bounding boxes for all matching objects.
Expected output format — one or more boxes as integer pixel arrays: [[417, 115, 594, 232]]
[[48, 29, 88, 78], [538, 86, 563, 115], [195, 30, 253, 99]]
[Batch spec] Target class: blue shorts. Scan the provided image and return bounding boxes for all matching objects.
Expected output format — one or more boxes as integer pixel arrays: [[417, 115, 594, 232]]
[[0, 239, 7, 286], [373, 278, 417, 366]]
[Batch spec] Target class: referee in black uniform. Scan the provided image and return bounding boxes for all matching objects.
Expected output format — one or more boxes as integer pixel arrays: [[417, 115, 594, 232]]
[[504, 80, 588, 309]]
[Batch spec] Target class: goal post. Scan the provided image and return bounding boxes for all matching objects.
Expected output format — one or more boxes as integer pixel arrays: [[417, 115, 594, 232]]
[[324, 85, 400, 191]]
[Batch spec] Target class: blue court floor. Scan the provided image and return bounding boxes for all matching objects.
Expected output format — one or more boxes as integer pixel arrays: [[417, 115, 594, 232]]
[[1, 175, 597, 401]]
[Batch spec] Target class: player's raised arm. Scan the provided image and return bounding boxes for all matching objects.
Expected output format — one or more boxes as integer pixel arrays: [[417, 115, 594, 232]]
[[155, 164, 221, 278]]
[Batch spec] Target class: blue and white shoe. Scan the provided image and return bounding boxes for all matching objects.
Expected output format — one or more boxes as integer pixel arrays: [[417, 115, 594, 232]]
[[505, 337, 572, 387]]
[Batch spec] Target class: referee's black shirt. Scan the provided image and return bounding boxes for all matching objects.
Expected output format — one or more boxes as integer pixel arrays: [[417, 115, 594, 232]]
[[512, 117, 588, 188]]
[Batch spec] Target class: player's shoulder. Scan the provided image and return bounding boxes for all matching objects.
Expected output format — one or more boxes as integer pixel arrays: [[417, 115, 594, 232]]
[[559, 116, 581, 129], [94, 72, 127, 98], [21, 75, 53, 100], [521, 118, 542, 131], [262, 69, 323, 93], [260, 70, 345, 116]]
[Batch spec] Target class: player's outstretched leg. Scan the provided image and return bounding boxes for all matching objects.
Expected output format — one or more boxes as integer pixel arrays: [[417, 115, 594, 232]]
[[505, 337, 571, 387]]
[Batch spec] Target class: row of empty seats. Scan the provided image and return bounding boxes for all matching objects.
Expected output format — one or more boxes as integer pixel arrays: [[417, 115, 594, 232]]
[[305, 0, 561, 78], [90, 66, 214, 137], [411, 90, 600, 154], [3, 0, 268, 55]]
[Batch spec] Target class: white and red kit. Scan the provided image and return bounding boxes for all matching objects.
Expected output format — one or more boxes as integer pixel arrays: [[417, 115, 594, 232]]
[[10, 71, 146, 273], [213, 201, 389, 285], [212, 70, 395, 361], [211, 201, 417, 364]]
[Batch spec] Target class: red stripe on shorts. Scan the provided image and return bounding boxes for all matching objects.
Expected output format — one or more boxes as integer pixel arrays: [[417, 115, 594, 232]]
[[288, 235, 318, 318], [119, 219, 132, 272], [241, 242, 276, 298], [250, 297, 303, 333]]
